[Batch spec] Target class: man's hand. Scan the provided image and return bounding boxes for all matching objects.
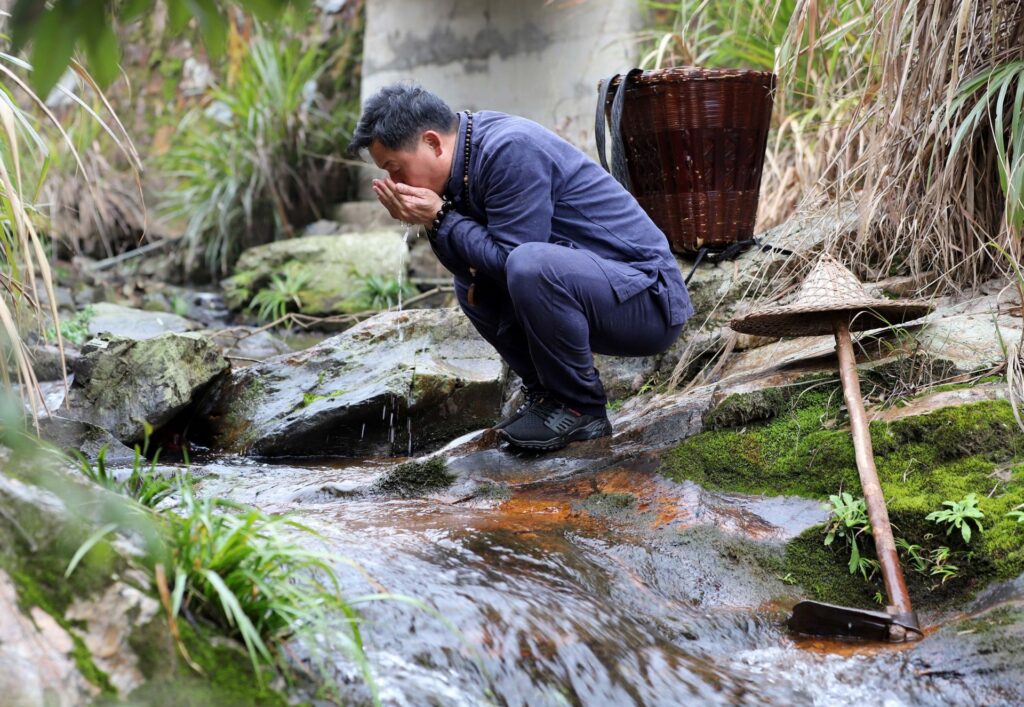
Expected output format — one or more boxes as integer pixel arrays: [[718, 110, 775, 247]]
[[372, 178, 443, 226]]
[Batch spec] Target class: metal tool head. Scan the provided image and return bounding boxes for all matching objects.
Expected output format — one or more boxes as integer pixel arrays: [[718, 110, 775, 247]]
[[788, 600, 922, 643]]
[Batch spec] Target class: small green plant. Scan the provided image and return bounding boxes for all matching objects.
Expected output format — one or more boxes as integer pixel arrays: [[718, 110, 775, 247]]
[[75, 421, 172, 508], [248, 266, 311, 323], [926, 493, 986, 544], [896, 538, 961, 585], [170, 295, 190, 318], [1007, 504, 1024, 523], [46, 306, 95, 346], [823, 492, 877, 579], [928, 546, 960, 584], [356, 273, 417, 310]]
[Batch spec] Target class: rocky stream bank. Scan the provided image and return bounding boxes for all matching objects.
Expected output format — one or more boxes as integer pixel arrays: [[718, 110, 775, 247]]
[[4, 207, 1024, 705]]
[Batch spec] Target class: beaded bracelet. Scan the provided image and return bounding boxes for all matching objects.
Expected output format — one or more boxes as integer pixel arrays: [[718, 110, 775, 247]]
[[426, 198, 454, 238]]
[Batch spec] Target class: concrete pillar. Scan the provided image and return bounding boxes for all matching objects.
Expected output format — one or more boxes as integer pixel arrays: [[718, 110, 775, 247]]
[[359, 0, 640, 181]]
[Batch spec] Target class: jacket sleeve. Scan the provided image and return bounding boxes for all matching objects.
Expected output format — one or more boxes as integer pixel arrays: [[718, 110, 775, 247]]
[[433, 135, 556, 282]]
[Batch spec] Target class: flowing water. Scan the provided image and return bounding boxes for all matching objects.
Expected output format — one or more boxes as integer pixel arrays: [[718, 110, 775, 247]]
[[179, 455, 990, 707]]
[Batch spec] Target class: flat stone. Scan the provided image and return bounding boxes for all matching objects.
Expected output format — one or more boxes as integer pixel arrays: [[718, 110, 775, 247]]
[[38, 415, 138, 463], [86, 302, 199, 340]]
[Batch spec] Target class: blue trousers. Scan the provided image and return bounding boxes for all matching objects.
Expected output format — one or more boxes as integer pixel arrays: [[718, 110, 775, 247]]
[[454, 242, 683, 416]]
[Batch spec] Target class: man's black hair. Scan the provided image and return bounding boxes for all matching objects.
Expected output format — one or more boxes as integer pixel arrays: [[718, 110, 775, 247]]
[[346, 84, 458, 157]]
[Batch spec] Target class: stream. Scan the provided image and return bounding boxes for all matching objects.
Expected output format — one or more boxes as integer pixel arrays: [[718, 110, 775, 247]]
[[169, 453, 990, 706]]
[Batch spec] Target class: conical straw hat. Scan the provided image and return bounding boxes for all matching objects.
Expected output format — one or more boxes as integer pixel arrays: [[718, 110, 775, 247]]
[[729, 254, 933, 338]]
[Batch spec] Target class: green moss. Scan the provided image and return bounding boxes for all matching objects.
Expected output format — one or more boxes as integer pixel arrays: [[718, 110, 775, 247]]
[[662, 397, 1024, 610], [7, 566, 116, 697], [703, 374, 839, 430], [300, 389, 345, 408], [71, 632, 116, 695], [371, 457, 454, 496], [116, 619, 289, 706], [576, 492, 638, 519]]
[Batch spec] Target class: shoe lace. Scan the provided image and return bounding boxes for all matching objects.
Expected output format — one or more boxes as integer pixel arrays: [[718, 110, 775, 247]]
[[516, 386, 548, 414]]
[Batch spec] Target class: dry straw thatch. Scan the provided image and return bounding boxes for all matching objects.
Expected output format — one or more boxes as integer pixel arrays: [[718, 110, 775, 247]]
[[786, 0, 1024, 293]]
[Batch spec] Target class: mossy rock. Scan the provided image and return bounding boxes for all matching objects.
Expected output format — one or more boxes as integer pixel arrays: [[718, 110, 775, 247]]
[[660, 395, 1024, 611], [371, 457, 454, 496], [222, 232, 408, 315]]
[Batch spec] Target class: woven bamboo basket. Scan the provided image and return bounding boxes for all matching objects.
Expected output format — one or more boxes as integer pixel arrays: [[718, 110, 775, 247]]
[[602, 67, 776, 255]]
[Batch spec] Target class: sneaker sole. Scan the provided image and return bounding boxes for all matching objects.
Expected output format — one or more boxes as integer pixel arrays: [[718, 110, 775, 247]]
[[499, 418, 612, 451]]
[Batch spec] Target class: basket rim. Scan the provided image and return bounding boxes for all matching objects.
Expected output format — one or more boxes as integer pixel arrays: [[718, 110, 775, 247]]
[[605, 67, 777, 87]]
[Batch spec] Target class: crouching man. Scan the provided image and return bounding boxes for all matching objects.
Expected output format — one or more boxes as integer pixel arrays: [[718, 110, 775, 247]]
[[347, 84, 693, 452]]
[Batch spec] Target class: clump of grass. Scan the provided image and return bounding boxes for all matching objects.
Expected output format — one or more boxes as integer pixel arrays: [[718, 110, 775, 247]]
[[248, 265, 311, 323], [162, 476, 374, 693], [67, 432, 379, 699], [356, 273, 418, 310]]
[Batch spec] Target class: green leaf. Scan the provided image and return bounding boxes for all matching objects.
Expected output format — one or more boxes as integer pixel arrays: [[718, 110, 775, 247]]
[[84, 19, 121, 89], [66, 523, 118, 578], [27, 10, 77, 97]]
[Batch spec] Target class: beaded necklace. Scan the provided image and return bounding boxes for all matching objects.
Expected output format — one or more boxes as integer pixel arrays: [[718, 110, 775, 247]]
[[461, 110, 473, 197], [429, 111, 477, 304]]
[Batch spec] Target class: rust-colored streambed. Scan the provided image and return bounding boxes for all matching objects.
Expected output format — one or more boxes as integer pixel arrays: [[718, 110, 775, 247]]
[[175, 456, 984, 706]]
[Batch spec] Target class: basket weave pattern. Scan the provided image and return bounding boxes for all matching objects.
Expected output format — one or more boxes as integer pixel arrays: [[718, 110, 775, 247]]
[[606, 68, 776, 254]]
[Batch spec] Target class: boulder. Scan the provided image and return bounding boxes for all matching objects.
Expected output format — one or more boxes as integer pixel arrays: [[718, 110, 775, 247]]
[[64, 333, 228, 445], [221, 231, 409, 315], [196, 308, 505, 456], [86, 302, 199, 340], [332, 200, 404, 233]]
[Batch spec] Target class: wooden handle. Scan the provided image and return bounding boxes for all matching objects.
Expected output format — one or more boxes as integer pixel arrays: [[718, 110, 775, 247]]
[[832, 318, 915, 619]]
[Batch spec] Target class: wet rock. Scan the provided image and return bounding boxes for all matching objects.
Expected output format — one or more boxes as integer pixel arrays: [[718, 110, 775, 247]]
[[196, 308, 504, 456], [908, 572, 1024, 704], [38, 415, 137, 463], [221, 231, 409, 315], [370, 457, 454, 496], [64, 333, 228, 444], [86, 302, 199, 340]]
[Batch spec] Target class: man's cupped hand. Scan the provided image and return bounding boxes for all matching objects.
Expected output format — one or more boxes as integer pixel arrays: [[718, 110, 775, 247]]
[[372, 178, 443, 226]]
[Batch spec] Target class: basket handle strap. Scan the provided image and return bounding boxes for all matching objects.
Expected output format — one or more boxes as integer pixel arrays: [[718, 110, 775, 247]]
[[596, 68, 643, 190], [594, 74, 617, 173]]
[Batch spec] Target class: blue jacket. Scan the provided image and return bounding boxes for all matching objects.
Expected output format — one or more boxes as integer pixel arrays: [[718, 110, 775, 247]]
[[430, 110, 694, 327]]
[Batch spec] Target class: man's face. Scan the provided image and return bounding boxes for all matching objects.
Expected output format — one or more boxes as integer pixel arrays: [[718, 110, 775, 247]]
[[368, 132, 449, 195]]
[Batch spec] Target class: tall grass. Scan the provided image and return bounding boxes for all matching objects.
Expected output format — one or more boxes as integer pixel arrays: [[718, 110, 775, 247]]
[[158, 29, 353, 277], [0, 19, 137, 417]]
